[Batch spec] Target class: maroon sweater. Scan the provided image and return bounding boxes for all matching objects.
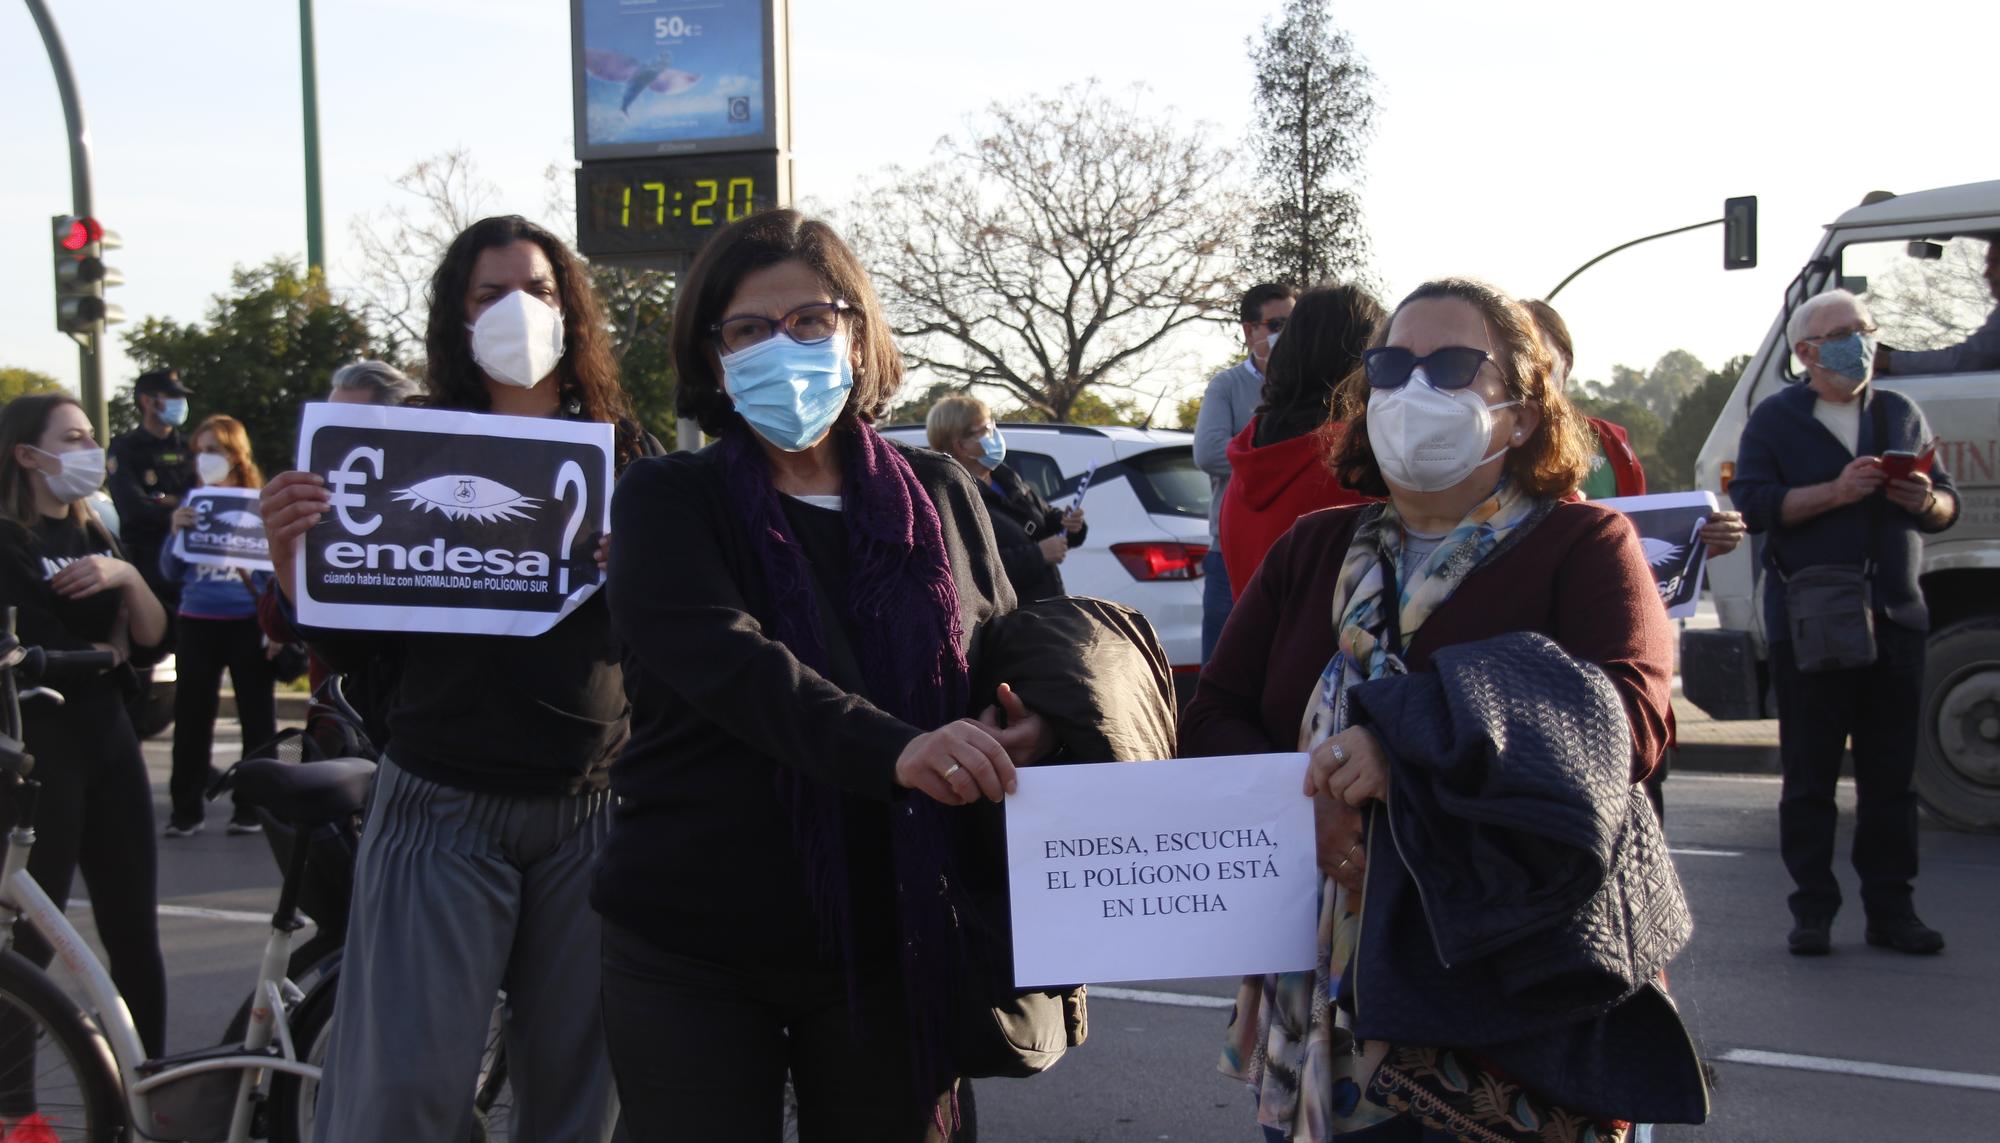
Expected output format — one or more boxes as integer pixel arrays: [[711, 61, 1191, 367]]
[[1180, 500, 1674, 782]]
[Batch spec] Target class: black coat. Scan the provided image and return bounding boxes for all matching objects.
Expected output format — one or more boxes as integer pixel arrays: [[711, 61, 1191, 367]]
[[978, 464, 1086, 603], [1346, 631, 1706, 1125]]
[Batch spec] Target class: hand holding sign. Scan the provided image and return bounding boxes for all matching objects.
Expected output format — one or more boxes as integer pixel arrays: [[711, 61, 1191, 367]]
[[172, 487, 273, 572], [291, 404, 613, 637]]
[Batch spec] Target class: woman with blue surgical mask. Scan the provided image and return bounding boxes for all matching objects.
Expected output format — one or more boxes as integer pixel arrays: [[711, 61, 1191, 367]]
[[257, 215, 651, 1142], [926, 394, 1087, 602], [597, 210, 1060, 1140]]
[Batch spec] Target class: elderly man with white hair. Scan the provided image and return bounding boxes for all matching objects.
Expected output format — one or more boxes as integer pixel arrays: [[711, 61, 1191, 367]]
[[1730, 288, 1958, 957]]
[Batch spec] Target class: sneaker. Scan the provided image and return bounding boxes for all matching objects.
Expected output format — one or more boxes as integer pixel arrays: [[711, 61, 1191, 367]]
[[1865, 913, 1945, 955], [163, 818, 205, 839], [226, 816, 263, 836], [1787, 915, 1832, 956]]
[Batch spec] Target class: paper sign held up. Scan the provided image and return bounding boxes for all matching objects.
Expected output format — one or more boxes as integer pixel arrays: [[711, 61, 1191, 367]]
[[1004, 754, 1317, 987]]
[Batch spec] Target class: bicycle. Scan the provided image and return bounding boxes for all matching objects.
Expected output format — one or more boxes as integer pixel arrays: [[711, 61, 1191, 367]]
[[0, 609, 374, 1141]]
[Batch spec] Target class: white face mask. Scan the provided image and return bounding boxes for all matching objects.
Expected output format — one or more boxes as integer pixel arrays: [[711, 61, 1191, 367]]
[[197, 452, 233, 486], [1365, 368, 1520, 493], [467, 291, 565, 390], [29, 446, 106, 504]]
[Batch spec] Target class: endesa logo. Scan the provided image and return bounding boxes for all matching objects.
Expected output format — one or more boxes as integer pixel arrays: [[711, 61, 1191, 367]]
[[320, 446, 566, 579]]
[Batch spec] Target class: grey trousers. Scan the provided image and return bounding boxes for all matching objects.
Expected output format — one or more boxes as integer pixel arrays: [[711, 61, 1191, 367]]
[[312, 756, 620, 1142]]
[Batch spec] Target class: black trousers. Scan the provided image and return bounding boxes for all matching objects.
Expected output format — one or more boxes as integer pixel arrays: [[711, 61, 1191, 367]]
[[169, 615, 276, 822], [1771, 624, 1925, 921], [600, 920, 965, 1143], [4, 696, 167, 1086]]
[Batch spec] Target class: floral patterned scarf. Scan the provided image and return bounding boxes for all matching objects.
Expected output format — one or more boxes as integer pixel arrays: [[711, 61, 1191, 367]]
[[1220, 479, 1544, 1143]]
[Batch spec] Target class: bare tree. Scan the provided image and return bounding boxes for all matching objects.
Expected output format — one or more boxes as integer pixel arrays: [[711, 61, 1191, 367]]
[[1868, 236, 1994, 352], [348, 150, 498, 355], [842, 84, 1248, 422]]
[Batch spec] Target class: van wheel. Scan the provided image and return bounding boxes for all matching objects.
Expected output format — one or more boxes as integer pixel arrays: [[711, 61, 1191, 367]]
[[1917, 619, 2000, 832]]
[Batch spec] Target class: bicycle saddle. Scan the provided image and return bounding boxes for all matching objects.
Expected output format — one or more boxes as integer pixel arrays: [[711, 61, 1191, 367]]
[[230, 757, 377, 824]]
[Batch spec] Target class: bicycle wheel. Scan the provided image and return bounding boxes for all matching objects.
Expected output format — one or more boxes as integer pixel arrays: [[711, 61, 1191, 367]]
[[0, 950, 126, 1140]]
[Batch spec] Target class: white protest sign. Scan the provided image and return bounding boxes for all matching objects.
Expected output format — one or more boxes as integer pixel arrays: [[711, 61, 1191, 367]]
[[1600, 490, 1719, 619], [172, 487, 272, 572], [1005, 754, 1317, 987], [294, 403, 613, 637]]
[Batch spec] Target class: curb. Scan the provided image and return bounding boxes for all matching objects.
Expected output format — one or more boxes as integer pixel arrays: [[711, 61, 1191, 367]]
[[1671, 742, 1782, 776]]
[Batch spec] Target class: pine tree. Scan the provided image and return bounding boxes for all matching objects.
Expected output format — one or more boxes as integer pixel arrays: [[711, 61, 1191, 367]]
[[1247, 0, 1377, 287]]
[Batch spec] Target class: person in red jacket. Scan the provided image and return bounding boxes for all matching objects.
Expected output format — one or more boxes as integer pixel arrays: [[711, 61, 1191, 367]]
[[1218, 283, 1384, 598]]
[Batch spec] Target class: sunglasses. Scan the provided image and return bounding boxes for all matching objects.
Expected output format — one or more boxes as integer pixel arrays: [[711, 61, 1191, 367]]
[[1251, 316, 1288, 334], [1362, 346, 1492, 391]]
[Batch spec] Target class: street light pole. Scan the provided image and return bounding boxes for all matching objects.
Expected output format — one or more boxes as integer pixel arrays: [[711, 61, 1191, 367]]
[[300, 0, 325, 273], [24, 0, 107, 435], [1544, 218, 1724, 302]]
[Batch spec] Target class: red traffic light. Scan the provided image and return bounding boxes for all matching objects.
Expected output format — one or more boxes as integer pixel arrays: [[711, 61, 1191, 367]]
[[56, 216, 104, 252]]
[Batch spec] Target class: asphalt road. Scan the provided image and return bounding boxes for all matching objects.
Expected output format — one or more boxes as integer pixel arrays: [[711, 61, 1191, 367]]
[[57, 738, 2000, 1141]]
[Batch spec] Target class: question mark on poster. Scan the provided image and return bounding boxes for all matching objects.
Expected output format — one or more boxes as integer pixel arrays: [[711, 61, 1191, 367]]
[[554, 460, 587, 595]]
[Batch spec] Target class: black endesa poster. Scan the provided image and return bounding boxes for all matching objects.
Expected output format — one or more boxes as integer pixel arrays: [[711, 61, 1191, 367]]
[[172, 487, 273, 572], [1599, 491, 1718, 620], [294, 404, 613, 637]]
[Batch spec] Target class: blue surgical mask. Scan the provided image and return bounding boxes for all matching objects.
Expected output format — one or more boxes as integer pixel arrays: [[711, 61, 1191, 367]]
[[720, 332, 854, 452], [1814, 331, 1875, 385], [978, 427, 1007, 470], [159, 397, 189, 427]]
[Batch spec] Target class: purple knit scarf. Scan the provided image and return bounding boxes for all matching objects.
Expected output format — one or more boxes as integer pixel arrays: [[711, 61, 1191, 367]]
[[719, 424, 968, 1111]]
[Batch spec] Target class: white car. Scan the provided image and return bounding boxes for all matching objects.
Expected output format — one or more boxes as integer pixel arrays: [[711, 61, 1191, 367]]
[[881, 423, 1212, 698]]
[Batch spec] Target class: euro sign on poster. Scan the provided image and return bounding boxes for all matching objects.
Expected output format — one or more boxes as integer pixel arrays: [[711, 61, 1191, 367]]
[[293, 404, 614, 637], [1599, 491, 1720, 619], [172, 487, 272, 572]]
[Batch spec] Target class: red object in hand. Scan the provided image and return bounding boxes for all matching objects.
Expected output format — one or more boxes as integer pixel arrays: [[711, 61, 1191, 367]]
[[1879, 442, 1937, 481]]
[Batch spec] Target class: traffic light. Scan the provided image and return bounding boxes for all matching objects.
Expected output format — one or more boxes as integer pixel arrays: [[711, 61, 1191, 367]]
[[51, 215, 124, 347]]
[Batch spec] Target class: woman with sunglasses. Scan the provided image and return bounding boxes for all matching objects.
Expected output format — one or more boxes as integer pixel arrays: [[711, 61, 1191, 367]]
[[595, 210, 1052, 1140], [1183, 279, 1691, 1141], [925, 394, 1086, 602]]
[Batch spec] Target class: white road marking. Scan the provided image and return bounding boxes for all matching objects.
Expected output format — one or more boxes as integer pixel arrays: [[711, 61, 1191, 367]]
[[1668, 846, 1743, 857], [73, 900, 284, 925], [1090, 986, 1235, 1010], [1718, 1049, 2000, 1093]]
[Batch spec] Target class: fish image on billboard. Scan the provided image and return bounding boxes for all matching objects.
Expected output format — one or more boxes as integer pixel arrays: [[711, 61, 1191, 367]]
[[392, 475, 542, 524], [583, 50, 702, 114]]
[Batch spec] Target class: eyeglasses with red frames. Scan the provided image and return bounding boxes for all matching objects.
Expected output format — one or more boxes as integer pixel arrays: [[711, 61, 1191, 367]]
[[712, 300, 852, 354]]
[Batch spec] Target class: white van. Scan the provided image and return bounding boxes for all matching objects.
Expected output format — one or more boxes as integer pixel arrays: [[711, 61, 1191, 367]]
[[1686, 181, 2000, 830]]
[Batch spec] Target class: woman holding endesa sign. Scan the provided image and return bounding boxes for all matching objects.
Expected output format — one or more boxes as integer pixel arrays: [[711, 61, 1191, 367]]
[[259, 215, 649, 1142], [0, 393, 171, 1061], [160, 414, 275, 838], [596, 210, 1059, 1141], [1181, 280, 1706, 1142]]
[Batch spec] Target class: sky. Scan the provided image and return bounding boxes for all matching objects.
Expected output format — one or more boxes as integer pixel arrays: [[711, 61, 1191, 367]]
[[2, 0, 1992, 415]]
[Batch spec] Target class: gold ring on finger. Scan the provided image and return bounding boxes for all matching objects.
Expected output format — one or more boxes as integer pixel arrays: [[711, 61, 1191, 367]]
[[943, 763, 963, 779]]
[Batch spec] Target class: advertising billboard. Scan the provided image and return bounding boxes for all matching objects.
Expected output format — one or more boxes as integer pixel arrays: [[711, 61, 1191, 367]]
[[571, 0, 790, 160]]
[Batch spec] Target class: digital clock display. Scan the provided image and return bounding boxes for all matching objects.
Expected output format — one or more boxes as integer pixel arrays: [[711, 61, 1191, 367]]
[[574, 151, 787, 262]]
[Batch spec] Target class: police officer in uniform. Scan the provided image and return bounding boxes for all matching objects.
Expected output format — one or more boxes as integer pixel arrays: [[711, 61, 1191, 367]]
[[107, 368, 198, 607]]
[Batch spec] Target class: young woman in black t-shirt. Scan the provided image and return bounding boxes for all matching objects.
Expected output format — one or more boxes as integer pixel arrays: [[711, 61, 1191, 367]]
[[0, 392, 170, 1058]]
